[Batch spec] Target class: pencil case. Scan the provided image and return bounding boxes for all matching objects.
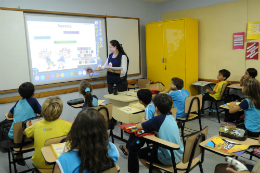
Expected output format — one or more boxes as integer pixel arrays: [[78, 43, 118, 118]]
[[219, 126, 248, 141], [67, 98, 84, 105]]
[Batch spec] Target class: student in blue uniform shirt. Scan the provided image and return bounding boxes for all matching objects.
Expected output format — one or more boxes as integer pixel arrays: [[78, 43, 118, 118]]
[[119, 89, 155, 156], [54, 108, 119, 173], [164, 77, 189, 118], [7, 82, 42, 166], [128, 94, 184, 173], [79, 80, 98, 108]]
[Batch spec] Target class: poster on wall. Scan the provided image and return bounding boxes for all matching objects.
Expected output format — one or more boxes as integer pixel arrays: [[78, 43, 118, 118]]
[[233, 32, 244, 49], [247, 22, 260, 39], [246, 42, 259, 60]]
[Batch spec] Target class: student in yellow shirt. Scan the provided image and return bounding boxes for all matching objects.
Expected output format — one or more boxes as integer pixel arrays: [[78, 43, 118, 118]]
[[202, 69, 230, 113], [24, 96, 72, 169]]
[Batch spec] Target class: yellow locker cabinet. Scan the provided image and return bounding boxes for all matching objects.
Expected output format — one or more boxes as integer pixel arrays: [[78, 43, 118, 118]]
[[146, 18, 198, 96]]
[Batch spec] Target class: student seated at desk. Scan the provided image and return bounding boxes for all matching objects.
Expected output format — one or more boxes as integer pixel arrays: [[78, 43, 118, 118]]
[[7, 82, 42, 166], [128, 94, 184, 173], [240, 68, 258, 86], [54, 108, 119, 173], [24, 96, 72, 169], [202, 69, 230, 112], [229, 78, 260, 137], [164, 77, 189, 118], [119, 89, 155, 156], [79, 80, 98, 108]]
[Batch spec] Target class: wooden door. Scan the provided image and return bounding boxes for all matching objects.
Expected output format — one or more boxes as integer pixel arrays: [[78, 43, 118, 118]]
[[146, 22, 165, 84], [163, 20, 186, 89]]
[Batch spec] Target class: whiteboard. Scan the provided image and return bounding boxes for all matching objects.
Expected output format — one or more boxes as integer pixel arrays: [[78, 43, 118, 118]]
[[106, 18, 140, 75], [0, 10, 140, 91], [0, 10, 30, 90]]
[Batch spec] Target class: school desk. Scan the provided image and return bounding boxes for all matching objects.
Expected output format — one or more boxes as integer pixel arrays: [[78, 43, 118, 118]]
[[192, 81, 214, 90], [199, 134, 260, 157], [41, 146, 120, 171], [219, 102, 242, 110], [104, 90, 145, 142], [69, 100, 106, 108], [227, 84, 242, 90], [4, 113, 41, 121]]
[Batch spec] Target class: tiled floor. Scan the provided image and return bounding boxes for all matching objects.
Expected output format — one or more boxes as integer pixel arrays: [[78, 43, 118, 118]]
[[0, 112, 258, 173]]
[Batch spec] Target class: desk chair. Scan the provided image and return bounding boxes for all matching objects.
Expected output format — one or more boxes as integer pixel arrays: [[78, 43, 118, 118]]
[[154, 107, 177, 119], [7, 116, 43, 173], [93, 104, 114, 143], [33, 135, 67, 173], [205, 83, 230, 123], [146, 126, 208, 173], [103, 164, 120, 173], [128, 79, 150, 90], [177, 94, 203, 145]]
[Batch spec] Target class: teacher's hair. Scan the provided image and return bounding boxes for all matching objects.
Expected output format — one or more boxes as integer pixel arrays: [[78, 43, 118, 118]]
[[110, 40, 127, 56]]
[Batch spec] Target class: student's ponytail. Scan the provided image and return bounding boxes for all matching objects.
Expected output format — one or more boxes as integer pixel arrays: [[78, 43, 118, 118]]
[[79, 80, 93, 107], [110, 40, 127, 56], [85, 91, 93, 107]]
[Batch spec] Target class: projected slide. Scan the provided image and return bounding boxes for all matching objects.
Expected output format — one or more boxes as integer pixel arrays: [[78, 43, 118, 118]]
[[25, 15, 107, 84]]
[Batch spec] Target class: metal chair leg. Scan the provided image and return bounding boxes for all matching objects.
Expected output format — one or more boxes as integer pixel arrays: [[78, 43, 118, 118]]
[[110, 130, 114, 143], [209, 101, 213, 115], [181, 123, 185, 145], [198, 117, 202, 131], [199, 162, 204, 173], [215, 102, 220, 123], [8, 149, 12, 173]]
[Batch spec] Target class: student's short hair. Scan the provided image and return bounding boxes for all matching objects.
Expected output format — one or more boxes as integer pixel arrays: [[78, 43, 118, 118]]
[[247, 68, 258, 78], [153, 94, 172, 114], [42, 96, 63, 121], [137, 89, 152, 105], [219, 69, 230, 80], [171, 77, 184, 90], [18, 82, 35, 98]]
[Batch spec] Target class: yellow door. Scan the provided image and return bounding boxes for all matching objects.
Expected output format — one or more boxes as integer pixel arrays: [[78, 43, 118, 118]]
[[163, 20, 185, 89], [146, 22, 165, 84]]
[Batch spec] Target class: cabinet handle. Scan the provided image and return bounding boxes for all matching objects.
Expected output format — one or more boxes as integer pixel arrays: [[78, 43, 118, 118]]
[[165, 58, 166, 63], [165, 65, 166, 70], [162, 58, 164, 63]]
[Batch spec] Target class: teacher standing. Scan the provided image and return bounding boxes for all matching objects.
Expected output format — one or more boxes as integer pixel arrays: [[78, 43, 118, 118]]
[[103, 40, 129, 94]]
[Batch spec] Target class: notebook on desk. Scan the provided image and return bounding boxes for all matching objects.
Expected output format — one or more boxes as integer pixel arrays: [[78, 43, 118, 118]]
[[50, 143, 69, 159], [205, 137, 249, 156]]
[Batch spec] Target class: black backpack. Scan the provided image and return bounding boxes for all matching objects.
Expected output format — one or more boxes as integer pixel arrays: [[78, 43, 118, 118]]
[[0, 119, 13, 141]]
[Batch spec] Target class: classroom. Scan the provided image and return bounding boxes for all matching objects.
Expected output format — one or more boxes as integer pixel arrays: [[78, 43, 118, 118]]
[[1, 0, 260, 172]]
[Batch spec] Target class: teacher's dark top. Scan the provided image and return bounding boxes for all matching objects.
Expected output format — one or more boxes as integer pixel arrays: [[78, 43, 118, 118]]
[[107, 52, 126, 84]]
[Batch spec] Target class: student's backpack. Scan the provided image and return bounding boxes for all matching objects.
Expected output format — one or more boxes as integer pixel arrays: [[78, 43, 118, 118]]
[[0, 119, 13, 142]]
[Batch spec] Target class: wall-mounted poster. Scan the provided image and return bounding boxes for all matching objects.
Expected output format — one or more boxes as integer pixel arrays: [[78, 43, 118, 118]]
[[233, 32, 245, 49], [246, 42, 259, 60], [247, 22, 260, 39]]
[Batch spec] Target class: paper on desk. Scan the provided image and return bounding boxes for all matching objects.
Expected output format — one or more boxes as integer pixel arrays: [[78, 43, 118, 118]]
[[118, 105, 143, 114], [98, 100, 105, 105], [192, 81, 212, 86], [124, 92, 137, 97]]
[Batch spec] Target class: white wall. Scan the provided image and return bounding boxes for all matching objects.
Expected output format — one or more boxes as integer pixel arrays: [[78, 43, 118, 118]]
[[158, 0, 237, 20], [0, 0, 158, 121]]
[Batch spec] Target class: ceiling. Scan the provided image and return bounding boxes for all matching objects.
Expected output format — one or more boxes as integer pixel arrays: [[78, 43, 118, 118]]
[[135, 0, 172, 3]]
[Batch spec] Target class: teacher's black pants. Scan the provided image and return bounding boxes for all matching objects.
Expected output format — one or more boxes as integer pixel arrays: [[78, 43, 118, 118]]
[[108, 78, 128, 94]]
